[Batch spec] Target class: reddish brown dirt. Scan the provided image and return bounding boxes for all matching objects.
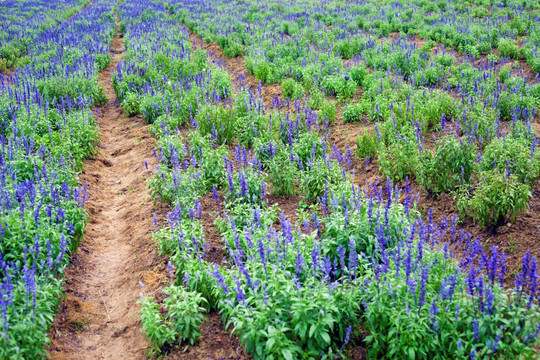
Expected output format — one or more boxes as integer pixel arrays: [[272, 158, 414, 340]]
[[168, 312, 249, 360], [200, 193, 227, 265], [1, 67, 14, 77], [267, 193, 304, 228], [48, 18, 170, 360], [0, 68, 15, 86]]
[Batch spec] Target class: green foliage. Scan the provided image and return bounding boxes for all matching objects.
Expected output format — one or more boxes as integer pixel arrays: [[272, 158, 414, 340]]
[[209, 67, 232, 98], [349, 64, 368, 86], [138, 286, 207, 356], [282, 78, 304, 99], [457, 171, 531, 227], [196, 104, 237, 145], [496, 92, 536, 121], [137, 296, 176, 357], [498, 38, 520, 59], [148, 165, 207, 208], [301, 159, 346, 203], [154, 220, 204, 256], [122, 92, 140, 116], [322, 194, 411, 265], [322, 75, 357, 100], [0, 58, 7, 73], [307, 88, 324, 110], [362, 247, 540, 360], [343, 103, 363, 123], [163, 285, 207, 346], [378, 139, 420, 181], [480, 136, 539, 184], [268, 153, 297, 196], [320, 99, 337, 123], [225, 168, 266, 206], [356, 130, 378, 159], [292, 131, 324, 168], [418, 137, 476, 195], [140, 94, 166, 123], [433, 53, 455, 67]]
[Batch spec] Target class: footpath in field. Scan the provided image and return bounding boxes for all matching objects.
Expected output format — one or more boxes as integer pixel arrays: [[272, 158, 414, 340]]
[[48, 16, 168, 359]]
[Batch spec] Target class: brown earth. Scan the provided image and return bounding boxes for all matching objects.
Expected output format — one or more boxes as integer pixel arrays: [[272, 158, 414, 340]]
[[168, 312, 249, 360], [200, 193, 228, 265]]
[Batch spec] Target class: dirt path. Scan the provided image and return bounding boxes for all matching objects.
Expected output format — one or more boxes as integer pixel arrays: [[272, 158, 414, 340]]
[[48, 16, 168, 360]]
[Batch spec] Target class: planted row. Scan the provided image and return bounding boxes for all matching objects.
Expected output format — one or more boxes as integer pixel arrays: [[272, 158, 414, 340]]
[[0, 1, 116, 358]]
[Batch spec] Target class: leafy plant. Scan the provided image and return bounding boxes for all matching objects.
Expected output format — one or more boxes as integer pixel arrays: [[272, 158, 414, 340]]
[[196, 104, 238, 145], [378, 139, 420, 181], [498, 38, 520, 59], [480, 136, 539, 184], [282, 78, 304, 99], [300, 159, 346, 203], [356, 130, 378, 159], [163, 285, 207, 346], [268, 154, 298, 196], [122, 92, 140, 116], [457, 171, 531, 227], [417, 136, 476, 195], [343, 103, 363, 123], [137, 296, 176, 357]]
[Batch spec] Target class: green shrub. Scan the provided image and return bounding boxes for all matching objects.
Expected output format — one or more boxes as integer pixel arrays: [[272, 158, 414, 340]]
[[163, 285, 207, 346], [293, 131, 325, 168], [349, 64, 368, 86], [417, 137, 476, 195], [343, 103, 363, 123], [307, 88, 324, 110], [322, 75, 357, 100], [356, 130, 378, 159], [320, 99, 337, 123], [140, 94, 166, 123], [301, 159, 346, 203], [196, 104, 237, 144], [378, 139, 420, 181], [137, 286, 208, 356], [223, 42, 243, 57], [209, 67, 232, 98], [122, 92, 140, 116], [480, 137, 540, 184], [0, 58, 7, 73], [282, 78, 304, 99], [137, 296, 175, 357], [457, 171, 531, 227], [253, 62, 271, 82], [498, 39, 520, 59], [268, 154, 297, 196], [225, 168, 266, 206]]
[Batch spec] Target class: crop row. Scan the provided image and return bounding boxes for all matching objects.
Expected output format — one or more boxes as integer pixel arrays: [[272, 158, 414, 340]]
[[115, 2, 540, 359], [0, 0, 94, 73], [0, 1, 116, 358], [172, 0, 540, 230]]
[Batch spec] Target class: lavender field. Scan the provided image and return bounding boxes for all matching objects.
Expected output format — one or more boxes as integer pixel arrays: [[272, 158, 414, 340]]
[[1, 0, 540, 359]]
